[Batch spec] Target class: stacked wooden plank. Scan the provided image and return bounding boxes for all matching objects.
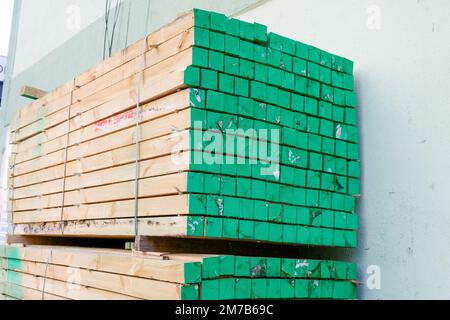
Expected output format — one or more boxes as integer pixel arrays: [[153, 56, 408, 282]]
[[7, 9, 360, 249], [4, 9, 360, 300], [7, 10, 200, 237], [0, 244, 357, 300]]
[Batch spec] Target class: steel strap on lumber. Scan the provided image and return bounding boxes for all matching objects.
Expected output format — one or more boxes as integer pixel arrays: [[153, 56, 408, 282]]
[[133, 36, 149, 238], [59, 91, 74, 235], [41, 249, 53, 300]]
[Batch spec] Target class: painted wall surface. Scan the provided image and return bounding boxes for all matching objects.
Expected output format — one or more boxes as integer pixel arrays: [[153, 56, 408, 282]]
[[238, 0, 450, 299], [12, 0, 264, 77], [13, 0, 110, 77]]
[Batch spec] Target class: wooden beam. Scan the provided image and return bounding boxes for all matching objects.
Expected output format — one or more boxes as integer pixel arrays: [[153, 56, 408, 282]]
[[11, 32, 193, 143], [12, 172, 189, 211], [134, 236, 307, 258], [12, 130, 190, 188], [3, 270, 139, 300], [1, 259, 191, 300], [13, 89, 192, 166], [74, 11, 194, 88], [10, 11, 194, 133], [0, 244, 202, 284], [20, 86, 48, 100], [12, 108, 191, 177], [12, 152, 190, 199], [11, 80, 75, 133], [12, 195, 191, 224], [6, 235, 126, 248], [12, 48, 191, 144], [11, 216, 191, 238], [0, 282, 67, 300]]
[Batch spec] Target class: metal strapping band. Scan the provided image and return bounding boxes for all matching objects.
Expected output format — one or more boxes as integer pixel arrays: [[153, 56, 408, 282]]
[[59, 89, 74, 235], [133, 37, 148, 238], [41, 249, 53, 300]]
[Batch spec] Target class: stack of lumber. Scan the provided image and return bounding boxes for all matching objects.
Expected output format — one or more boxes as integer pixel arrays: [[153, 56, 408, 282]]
[[5, 9, 360, 300], [0, 244, 357, 300], [7, 9, 360, 249]]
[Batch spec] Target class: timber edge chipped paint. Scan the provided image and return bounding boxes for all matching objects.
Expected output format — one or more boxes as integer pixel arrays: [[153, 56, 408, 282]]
[[181, 8, 360, 248]]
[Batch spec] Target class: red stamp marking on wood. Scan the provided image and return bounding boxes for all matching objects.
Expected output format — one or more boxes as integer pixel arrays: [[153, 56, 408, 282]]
[[94, 105, 173, 133], [94, 110, 135, 133]]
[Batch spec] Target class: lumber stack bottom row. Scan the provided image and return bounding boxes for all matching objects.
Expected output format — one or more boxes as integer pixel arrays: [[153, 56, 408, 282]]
[[0, 245, 357, 300]]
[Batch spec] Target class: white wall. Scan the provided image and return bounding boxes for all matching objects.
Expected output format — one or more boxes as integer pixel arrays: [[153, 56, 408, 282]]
[[239, 0, 450, 300], [0, 0, 14, 57]]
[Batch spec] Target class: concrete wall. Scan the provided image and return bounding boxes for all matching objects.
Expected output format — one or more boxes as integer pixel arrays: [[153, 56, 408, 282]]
[[13, 0, 110, 76], [238, 0, 450, 299]]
